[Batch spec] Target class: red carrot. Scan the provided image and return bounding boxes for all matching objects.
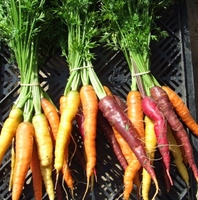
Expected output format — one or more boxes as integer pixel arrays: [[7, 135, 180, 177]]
[[141, 96, 173, 186], [150, 85, 198, 181], [98, 95, 159, 199]]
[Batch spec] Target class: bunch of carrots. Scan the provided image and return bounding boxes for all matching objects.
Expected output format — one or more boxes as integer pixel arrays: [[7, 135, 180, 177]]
[[1, 0, 198, 200]]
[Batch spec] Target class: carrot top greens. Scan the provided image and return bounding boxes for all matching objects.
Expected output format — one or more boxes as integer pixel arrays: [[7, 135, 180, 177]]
[[99, 0, 172, 96], [0, 0, 49, 120], [53, 0, 106, 99]]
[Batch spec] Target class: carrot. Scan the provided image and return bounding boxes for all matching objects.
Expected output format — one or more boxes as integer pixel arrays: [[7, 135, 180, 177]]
[[97, 111, 128, 170], [41, 97, 74, 192], [167, 125, 189, 186], [113, 127, 134, 164], [54, 90, 80, 174], [125, 90, 144, 199], [99, 95, 159, 199], [158, 152, 171, 193], [142, 116, 157, 200], [30, 140, 43, 200], [40, 164, 54, 200], [32, 113, 54, 200], [123, 156, 141, 200], [76, 108, 98, 180], [9, 139, 15, 191], [80, 85, 98, 180], [162, 86, 198, 136], [100, 86, 128, 170], [150, 85, 198, 181], [113, 125, 142, 198], [59, 95, 67, 115], [0, 108, 23, 164], [32, 114, 53, 167], [103, 85, 113, 96], [62, 149, 74, 191], [12, 121, 34, 200], [126, 90, 145, 139], [41, 97, 60, 142], [141, 96, 173, 186]]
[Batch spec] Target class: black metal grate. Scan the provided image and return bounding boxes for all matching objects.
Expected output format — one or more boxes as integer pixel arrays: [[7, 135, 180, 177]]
[[0, 1, 197, 200]]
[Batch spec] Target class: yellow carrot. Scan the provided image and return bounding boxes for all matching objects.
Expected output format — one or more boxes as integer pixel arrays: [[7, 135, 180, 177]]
[[32, 113, 54, 200], [0, 108, 23, 164], [142, 116, 157, 200], [54, 90, 80, 174]]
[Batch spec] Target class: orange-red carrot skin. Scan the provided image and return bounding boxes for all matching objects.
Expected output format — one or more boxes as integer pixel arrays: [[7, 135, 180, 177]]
[[103, 85, 112, 96], [80, 85, 98, 179], [30, 140, 43, 200], [0, 108, 23, 164], [127, 90, 145, 139], [113, 128, 141, 200], [12, 122, 34, 200], [41, 97, 60, 141], [62, 149, 73, 190], [162, 86, 198, 136]]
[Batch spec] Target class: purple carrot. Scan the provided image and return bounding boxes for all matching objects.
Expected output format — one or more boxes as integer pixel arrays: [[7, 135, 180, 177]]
[[150, 85, 198, 182], [141, 95, 173, 185], [98, 95, 159, 190], [97, 111, 128, 170], [113, 95, 127, 111]]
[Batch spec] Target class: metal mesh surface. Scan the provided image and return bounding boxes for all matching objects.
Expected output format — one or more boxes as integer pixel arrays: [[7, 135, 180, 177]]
[[0, 1, 197, 200]]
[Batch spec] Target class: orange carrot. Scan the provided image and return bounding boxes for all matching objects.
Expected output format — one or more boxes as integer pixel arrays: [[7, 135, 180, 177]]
[[12, 121, 34, 200], [103, 85, 113, 96], [123, 157, 141, 200], [62, 148, 73, 191], [123, 90, 144, 199], [41, 97, 60, 142], [32, 114, 54, 200], [113, 127, 134, 164], [0, 108, 23, 164], [113, 127, 142, 200], [80, 85, 98, 199], [162, 86, 198, 136], [80, 85, 98, 180], [30, 140, 43, 200], [126, 90, 145, 139], [54, 91, 80, 174]]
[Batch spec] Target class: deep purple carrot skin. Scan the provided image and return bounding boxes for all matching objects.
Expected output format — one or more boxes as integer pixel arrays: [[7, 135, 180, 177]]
[[97, 111, 128, 170], [141, 96, 173, 185], [113, 95, 127, 111], [150, 85, 198, 181], [98, 95, 157, 181]]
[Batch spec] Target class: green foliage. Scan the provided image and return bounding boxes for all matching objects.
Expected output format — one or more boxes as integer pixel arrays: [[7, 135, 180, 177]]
[[99, 0, 172, 55], [52, 0, 100, 68]]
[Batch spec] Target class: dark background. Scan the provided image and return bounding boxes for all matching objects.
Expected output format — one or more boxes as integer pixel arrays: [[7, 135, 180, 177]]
[[187, 0, 198, 115]]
